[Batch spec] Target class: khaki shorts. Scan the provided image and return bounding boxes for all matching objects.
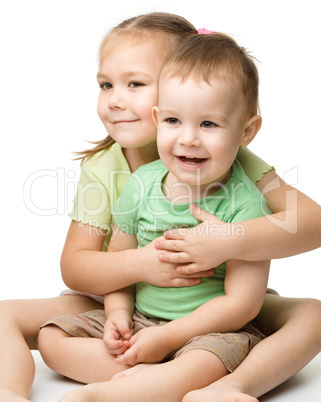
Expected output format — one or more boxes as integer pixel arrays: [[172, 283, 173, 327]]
[[40, 308, 265, 372]]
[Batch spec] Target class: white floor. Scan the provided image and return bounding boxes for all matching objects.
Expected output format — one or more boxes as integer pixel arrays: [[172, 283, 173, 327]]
[[30, 351, 321, 402]]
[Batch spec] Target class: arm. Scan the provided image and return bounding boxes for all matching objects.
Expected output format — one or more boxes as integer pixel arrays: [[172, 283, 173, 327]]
[[238, 169, 321, 260], [103, 227, 137, 355], [156, 170, 321, 271], [116, 258, 270, 365], [60, 220, 209, 295]]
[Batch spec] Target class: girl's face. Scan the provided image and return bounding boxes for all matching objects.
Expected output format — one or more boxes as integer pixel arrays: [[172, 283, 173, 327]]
[[97, 40, 165, 150]]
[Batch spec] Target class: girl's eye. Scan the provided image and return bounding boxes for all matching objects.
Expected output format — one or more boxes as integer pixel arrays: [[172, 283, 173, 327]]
[[166, 118, 181, 125], [201, 121, 216, 128], [129, 82, 144, 88], [100, 82, 112, 90]]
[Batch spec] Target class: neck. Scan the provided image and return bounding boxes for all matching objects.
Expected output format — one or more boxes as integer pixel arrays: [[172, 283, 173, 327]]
[[123, 142, 159, 172]]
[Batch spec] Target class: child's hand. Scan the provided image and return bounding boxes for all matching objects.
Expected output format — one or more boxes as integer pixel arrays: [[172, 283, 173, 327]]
[[141, 236, 214, 287], [156, 204, 233, 272], [114, 326, 171, 365], [103, 310, 133, 356]]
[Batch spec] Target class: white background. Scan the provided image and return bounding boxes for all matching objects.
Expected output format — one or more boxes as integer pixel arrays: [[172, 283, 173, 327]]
[[0, 0, 320, 301]]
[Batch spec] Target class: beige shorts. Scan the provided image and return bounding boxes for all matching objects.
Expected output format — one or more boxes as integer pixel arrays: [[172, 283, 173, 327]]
[[40, 308, 265, 372]]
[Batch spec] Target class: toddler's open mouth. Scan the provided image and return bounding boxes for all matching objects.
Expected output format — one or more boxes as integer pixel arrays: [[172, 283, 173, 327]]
[[178, 156, 208, 165]]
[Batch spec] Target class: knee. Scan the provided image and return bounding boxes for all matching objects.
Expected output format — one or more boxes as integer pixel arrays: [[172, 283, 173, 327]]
[[290, 298, 321, 350], [0, 299, 23, 326], [37, 325, 65, 368], [182, 390, 199, 402], [0, 299, 17, 316], [301, 298, 321, 334], [293, 298, 321, 324]]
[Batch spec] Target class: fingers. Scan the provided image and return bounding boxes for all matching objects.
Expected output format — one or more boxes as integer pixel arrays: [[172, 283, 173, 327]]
[[116, 320, 132, 340], [169, 277, 201, 287], [155, 239, 185, 251], [115, 346, 138, 365], [190, 203, 212, 221], [190, 203, 222, 224], [158, 250, 189, 263], [158, 252, 215, 277], [106, 339, 130, 356], [176, 265, 215, 276], [164, 229, 190, 241]]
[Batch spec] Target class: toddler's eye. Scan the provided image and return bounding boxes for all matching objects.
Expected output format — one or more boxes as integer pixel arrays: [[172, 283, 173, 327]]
[[129, 82, 144, 88], [100, 82, 112, 90], [201, 121, 216, 128], [166, 118, 181, 125]]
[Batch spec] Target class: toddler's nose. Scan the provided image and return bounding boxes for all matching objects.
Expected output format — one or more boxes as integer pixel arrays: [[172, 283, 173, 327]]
[[178, 128, 201, 147]]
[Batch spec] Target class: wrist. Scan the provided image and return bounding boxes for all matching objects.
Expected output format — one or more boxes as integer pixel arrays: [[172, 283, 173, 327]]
[[135, 246, 154, 283], [162, 320, 190, 351]]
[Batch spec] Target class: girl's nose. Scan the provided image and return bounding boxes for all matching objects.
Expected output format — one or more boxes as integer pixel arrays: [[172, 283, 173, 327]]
[[177, 128, 201, 147], [108, 89, 126, 110]]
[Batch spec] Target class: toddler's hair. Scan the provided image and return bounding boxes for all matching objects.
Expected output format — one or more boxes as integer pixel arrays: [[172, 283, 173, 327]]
[[77, 12, 197, 162], [160, 33, 260, 118]]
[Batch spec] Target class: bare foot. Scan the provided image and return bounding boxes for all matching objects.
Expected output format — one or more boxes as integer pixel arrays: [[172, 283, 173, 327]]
[[0, 390, 30, 402], [60, 383, 114, 402], [182, 381, 258, 402], [112, 363, 157, 380], [59, 387, 91, 402]]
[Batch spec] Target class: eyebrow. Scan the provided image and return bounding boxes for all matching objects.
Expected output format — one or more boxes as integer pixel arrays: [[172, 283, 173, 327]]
[[158, 109, 178, 116], [96, 71, 152, 80]]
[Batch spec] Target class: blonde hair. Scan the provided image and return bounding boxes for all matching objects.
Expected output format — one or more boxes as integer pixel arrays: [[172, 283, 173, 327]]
[[160, 33, 260, 118], [76, 12, 197, 163]]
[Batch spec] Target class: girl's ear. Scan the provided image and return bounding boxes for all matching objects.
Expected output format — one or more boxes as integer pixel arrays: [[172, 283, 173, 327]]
[[240, 115, 262, 147], [152, 106, 159, 127]]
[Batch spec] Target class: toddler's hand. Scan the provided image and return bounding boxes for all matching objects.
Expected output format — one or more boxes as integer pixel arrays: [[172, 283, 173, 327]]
[[103, 310, 133, 356], [141, 237, 213, 288], [156, 204, 233, 272], [114, 326, 171, 365]]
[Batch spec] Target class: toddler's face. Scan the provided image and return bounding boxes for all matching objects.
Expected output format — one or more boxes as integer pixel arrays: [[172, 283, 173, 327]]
[[155, 75, 249, 196], [97, 40, 164, 150]]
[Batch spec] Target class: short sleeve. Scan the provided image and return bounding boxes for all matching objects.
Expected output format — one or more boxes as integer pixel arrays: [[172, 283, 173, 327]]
[[69, 161, 111, 230], [237, 147, 275, 185], [69, 145, 130, 231]]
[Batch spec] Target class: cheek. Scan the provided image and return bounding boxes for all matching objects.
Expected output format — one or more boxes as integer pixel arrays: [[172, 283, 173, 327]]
[[209, 138, 240, 166], [157, 130, 172, 158], [139, 94, 158, 122], [156, 133, 166, 155], [97, 96, 105, 121]]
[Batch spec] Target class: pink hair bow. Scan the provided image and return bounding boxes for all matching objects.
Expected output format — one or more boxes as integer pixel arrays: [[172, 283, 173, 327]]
[[197, 28, 213, 34]]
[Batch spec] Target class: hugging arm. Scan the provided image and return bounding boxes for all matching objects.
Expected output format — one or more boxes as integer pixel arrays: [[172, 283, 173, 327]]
[[60, 220, 211, 295], [156, 169, 321, 271]]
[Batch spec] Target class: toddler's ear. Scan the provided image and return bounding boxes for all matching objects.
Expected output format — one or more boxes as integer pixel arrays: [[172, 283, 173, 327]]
[[152, 107, 159, 127], [240, 115, 262, 147]]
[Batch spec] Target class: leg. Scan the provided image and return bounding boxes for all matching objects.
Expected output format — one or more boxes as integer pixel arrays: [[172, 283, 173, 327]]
[[60, 349, 228, 402], [0, 296, 103, 401], [183, 295, 321, 401], [38, 325, 130, 383]]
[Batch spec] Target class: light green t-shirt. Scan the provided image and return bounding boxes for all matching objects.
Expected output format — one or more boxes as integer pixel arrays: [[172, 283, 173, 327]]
[[69, 144, 273, 251], [113, 158, 270, 321], [68, 143, 131, 250]]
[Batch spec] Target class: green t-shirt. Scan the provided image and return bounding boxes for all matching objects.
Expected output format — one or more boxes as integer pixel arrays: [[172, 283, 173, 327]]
[[113, 158, 270, 321]]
